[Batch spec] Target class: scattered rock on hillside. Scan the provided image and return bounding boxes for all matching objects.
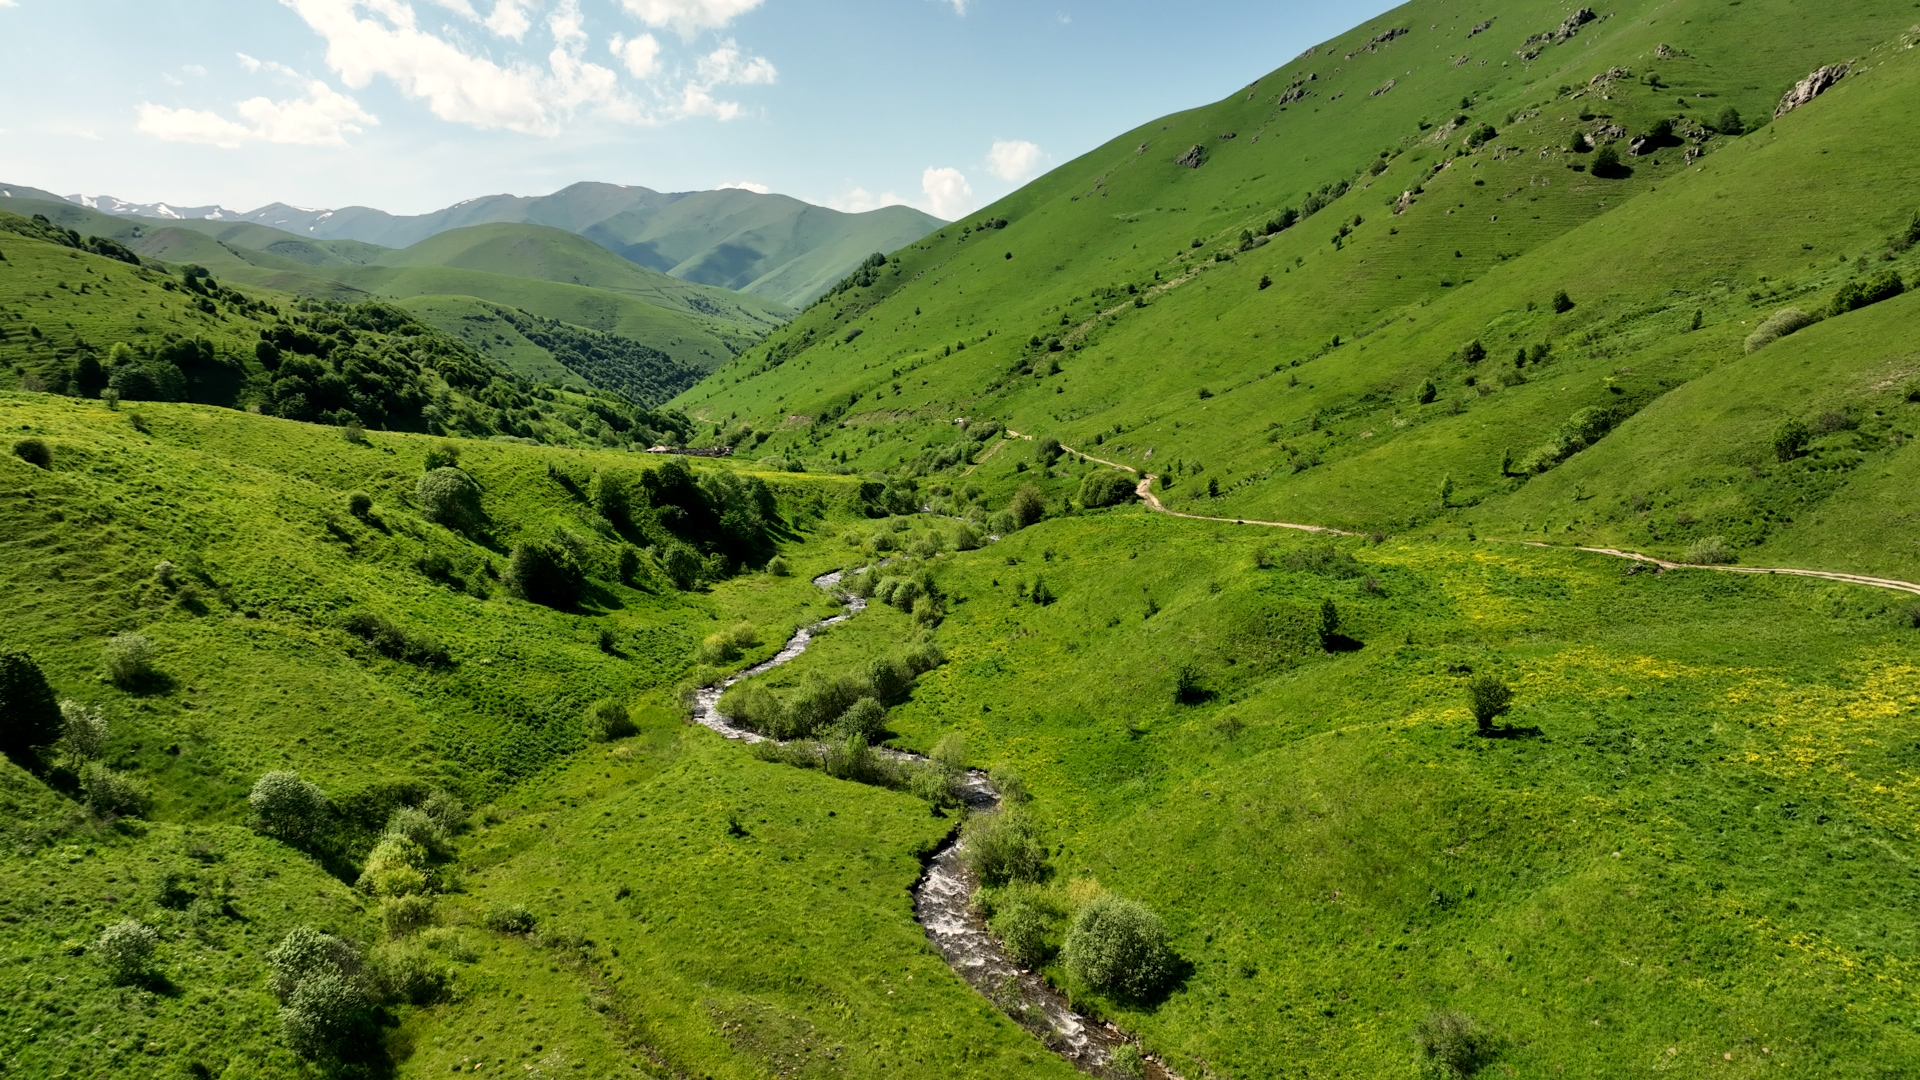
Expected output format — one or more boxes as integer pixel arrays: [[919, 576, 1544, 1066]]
[[1518, 7, 1597, 59], [1174, 145, 1206, 169], [1372, 79, 1398, 97], [1394, 190, 1417, 215], [1467, 18, 1494, 38], [1628, 135, 1653, 156], [1595, 123, 1628, 142], [1776, 63, 1850, 117], [1654, 44, 1690, 60], [1276, 74, 1317, 105], [1366, 27, 1409, 52], [1219, 132, 1237, 140]]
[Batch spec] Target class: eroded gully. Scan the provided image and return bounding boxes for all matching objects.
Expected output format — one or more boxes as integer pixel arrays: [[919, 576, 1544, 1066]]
[[691, 570, 1176, 1079]]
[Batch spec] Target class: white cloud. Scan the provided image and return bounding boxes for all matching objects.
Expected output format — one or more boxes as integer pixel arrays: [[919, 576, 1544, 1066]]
[[825, 186, 907, 214], [138, 80, 377, 148], [281, 0, 643, 136], [938, 0, 968, 13], [696, 39, 775, 85], [985, 139, 1041, 182], [920, 167, 972, 218], [484, 0, 533, 38], [0, 2, 19, 9], [238, 52, 261, 72], [183, 63, 208, 77], [719, 180, 770, 194], [609, 32, 661, 78], [620, 0, 763, 37]]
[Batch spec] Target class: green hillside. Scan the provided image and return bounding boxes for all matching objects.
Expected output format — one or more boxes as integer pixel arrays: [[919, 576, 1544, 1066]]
[[8, 1, 1920, 1078], [678, 0, 1920, 577], [4, 196, 789, 381]]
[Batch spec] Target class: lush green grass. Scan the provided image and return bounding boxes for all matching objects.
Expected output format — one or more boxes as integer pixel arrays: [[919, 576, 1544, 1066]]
[[677, 0, 1920, 577], [760, 507, 1920, 1077]]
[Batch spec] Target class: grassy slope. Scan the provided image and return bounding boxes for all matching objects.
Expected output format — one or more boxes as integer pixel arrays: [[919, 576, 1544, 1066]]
[[397, 294, 586, 388], [773, 508, 1920, 1077], [677, 0, 1920, 573], [0, 390, 1076, 1079], [6, 197, 787, 376]]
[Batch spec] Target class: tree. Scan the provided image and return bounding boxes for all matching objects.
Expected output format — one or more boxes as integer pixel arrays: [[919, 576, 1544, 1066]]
[[416, 467, 482, 532], [1063, 895, 1173, 999], [1591, 143, 1624, 177], [1772, 418, 1812, 461], [962, 809, 1049, 886], [1035, 435, 1062, 466], [103, 633, 157, 689], [1008, 484, 1046, 530], [1551, 289, 1576, 314], [269, 927, 370, 1060], [250, 771, 332, 848], [835, 697, 889, 742], [57, 700, 107, 764], [1714, 106, 1744, 136], [1439, 475, 1456, 507], [95, 920, 159, 985], [1465, 674, 1514, 734], [506, 540, 584, 609], [12, 438, 50, 469], [1079, 470, 1136, 508], [0, 651, 61, 767], [1418, 379, 1438, 405], [1318, 598, 1342, 649], [662, 541, 703, 590]]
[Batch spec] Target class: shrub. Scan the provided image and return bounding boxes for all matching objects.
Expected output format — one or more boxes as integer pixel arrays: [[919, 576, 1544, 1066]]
[[834, 697, 889, 741], [484, 902, 536, 934], [1772, 418, 1812, 461], [279, 965, 371, 1060], [1283, 543, 1362, 578], [381, 894, 436, 939], [343, 611, 450, 666], [1414, 1009, 1497, 1077], [421, 443, 460, 472], [1686, 536, 1735, 565], [81, 762, 150, 817], [103, 632, 157, 689], [586, 698, 636, 742], [662, 541, 703, 590], [1062, 895, 1173, 999], [96, 919, 159, 984], [57, 699, 108, 763], [932, 732, 967, 772], [1829, 270, 1905, 317], [989, 766, 1029, 805], [991, 899, 1053, 968], [964, 809, 1049, 885], [1714, 106, 1744, 135], [0, 652, 62, 765], [1417, 379, 1438, 404], [1035, 435, 1063, 465], [506, 540, 584, 609], [420, 789, 466, 834], [1591, 143, 1623, 177], [12, 437, 51, 469], [1551, 289, 1575, 314], [765, 555, 790, 576], [383, 805, 450, 857], [346, 492, 373, 519], [1464, 675, 1513, 734], [357, 835, 430, 897], [1079, 470, 1136, 509], [416, 467, 483, 532], [698, 632, 742, 664], [250, 771, 332, 848], [1007, 484, 1046, 530], [1458, 340, 1487, 365], [1745, 308, 1815, 353], [1318, 598, 1342, 649], [368, 940, 450, 1004]]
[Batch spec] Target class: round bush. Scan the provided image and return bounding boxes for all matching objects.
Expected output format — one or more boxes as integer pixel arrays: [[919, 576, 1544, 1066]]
[[384, 805, 449, 856], [585, 698, 636, 742], [506, 539, 584, 609], [103, 632, 157, 689], [1686, 536, 1735, 565], [765, 555, 790, 576], [1107, 1043, 1147, 1080], [250, 771, 332, 848], [1745, 308, 1815, 354], [835, 697, 889, 742], [357, 835, 430, 897], [95, 919, 158, 984], [662, 541, 703, 591], [81, 762, 149, 817], [381, 894, 436, 939], [1414, 1009, 1496, 1077], [963, 809, 1049, 886], [57, 699, 108, 763], [279, 965, 370, 1060], [346, 491, 373, 519], [1079, 470, 1137, 509], [268, 926, 362, 1001], [990, 899, 1053, 968], [416, 467, 482, 532], [1062, 894, 1173, 1000], [483, 902, 536, 934], [12, 438, 51, 469]]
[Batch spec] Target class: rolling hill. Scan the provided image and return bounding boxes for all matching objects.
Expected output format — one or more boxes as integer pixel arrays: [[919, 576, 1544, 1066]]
[[8, 181, 946, 308]]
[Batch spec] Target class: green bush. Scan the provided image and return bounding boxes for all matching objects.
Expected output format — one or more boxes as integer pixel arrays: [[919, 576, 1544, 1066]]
[[250, 771, 333, 848], [1465, 675, 1513, 734], [95, 919, 159, 984], [368, 941, 450, 1004], [1283, 543, 1362, 578], [1079, 470, 1136, 508], [988, 766, 1029, 805], [765, 555, 791, 576], [662, 541, 703, 590], [1417, 379, 1438, 404], [1745, 308, 1816, 353], [343, 611, 451, 666], [81, 762, 150, 818], [586, 698, 636, 742], [357, 835, 431, 898], [963, 809, 1049, 886], [0, 651, 62, 765], [1062, 894, 1174, 999], [346, 491, 373, 519], [1772, 418, 1812, 461], [12, 437, 51, 469], [380, 894, 436, 939], [103, 632, 157, 689], [1714, 106, 1744, 136], [1457, 340, 1487, 365], [1686, 536, 1735, 565], [57, 699, 107, 764], [835, 697, 889, 742], [990, 898, 1054, 968], [383, 805, 450, 858], [279, 965, 370, 1060], [1413, 1009, 1497, 1078], [1829, 270, 1905, 317], [1551, 289, 1575, 314], [507, 539, 585, 609], [1008, 484, 1046, 530], [484, 902, 536, 934], [416, 467, 483, 532], [1591, 144, 1624, 177]]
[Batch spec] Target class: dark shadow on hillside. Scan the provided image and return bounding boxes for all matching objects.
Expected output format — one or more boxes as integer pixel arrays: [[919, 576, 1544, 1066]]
[[1324, 633, 1366, 653], [116, 670, 177, 698], [1478, 724, 1545, 740]]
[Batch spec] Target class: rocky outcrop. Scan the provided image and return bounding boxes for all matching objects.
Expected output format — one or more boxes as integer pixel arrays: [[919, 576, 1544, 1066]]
[[1467, 19, 1495, 38], [1174, 145, 1206, 169], [1518, 7, 1596, 59], [1275, 73, 1317, 106], [1366, 27, 1409, 52], [1776, 63, 1850, 117], [1654, 44, 1689, 60], [1372, 79, 1398, 97], [1394, 190, 1417, 215]]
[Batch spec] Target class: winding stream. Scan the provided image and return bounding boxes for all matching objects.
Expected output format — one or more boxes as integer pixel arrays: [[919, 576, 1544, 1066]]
[[691, 570, 1175, 1079]]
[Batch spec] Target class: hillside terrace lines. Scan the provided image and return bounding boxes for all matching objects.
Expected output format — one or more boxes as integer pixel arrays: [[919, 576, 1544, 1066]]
[[1006, 431, 1920, 596]]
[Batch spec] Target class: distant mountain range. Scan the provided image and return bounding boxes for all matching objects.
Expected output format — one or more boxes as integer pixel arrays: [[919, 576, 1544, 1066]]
[[0, 181, 944, 308]]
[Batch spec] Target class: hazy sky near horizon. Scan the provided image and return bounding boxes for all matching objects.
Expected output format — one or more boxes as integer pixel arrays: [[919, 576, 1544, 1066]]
[[0, 0, 1397, 220]]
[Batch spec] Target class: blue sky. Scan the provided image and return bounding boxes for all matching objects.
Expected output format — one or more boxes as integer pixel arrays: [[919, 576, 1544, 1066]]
[[0, 0, 1397, 219]]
